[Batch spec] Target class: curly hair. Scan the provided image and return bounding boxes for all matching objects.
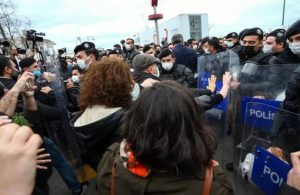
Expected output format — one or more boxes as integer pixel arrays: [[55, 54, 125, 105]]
[[79, 59, 133, 110]]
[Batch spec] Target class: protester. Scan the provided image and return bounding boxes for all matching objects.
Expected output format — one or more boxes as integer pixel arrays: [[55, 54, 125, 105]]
[[171, 33, 198, 73], [132, 54, 161, 84], [71, 59, 133, 170], [158, 48, 195, 87], [97, 80, 234, 195]]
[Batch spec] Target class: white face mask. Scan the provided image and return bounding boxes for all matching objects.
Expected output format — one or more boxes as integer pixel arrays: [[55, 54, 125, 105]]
[[262, 44, 273, 54], [204, 48, 211, 54], [125, 44, 132, 51], [71, 75, 80, 83], [131, 82, 140, 101], [225, 41, 234, 48], [153, 66, 160, 78], [162, 62, 174, 71], [192, 45, 198, 50], [289, 42, 300, 55], [76, 55, 91, 70]]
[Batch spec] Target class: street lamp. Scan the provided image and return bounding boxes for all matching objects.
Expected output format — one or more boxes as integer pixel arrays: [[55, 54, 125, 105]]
[[282, 0, 286, 26]]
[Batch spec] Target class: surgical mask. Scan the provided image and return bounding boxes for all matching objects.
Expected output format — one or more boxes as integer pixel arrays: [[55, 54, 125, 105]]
[[71, 75, 80, 83], [153, 67, 160, 78], [262, 44, 273, 54], [204, 48, 211, 54], [162, 62, 174, 71], [33, 70, 41, 77], [67, 63, 73, 71], [77, 55, 91, 70], [125, 44, 132, 51], [192, 45, 198, 50], [225, 41, 234, 48], [131, 82, 140, 101], [289, 42, 300, 55]]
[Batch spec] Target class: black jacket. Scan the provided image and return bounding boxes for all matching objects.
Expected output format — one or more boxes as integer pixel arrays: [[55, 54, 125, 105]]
[[70, 107, 126, 170], [240, 50, 273, 65], [125, 49, 140, 65], [159, 64, 195, 87], [270, 48, 298, 64], [172, 44, 198, 73], [133, 71, 160, 85], [283, 65, 300, 113]]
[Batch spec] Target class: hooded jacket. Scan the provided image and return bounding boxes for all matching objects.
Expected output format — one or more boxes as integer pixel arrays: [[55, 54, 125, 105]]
[[70, 105, 126, 170]]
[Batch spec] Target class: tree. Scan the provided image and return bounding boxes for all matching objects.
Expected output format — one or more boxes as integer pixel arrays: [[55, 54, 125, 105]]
[[0, 0, 32, 49]]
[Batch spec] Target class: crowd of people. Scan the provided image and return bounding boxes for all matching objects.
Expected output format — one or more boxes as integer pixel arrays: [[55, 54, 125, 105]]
[[0, 17, 300, 195]]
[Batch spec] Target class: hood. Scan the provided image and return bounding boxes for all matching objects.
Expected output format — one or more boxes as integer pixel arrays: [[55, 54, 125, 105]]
[[70, 105, 126, 157], [73, 105, 121, 127]]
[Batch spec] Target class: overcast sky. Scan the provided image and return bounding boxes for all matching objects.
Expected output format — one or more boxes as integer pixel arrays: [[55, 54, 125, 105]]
[[15, 0, 299, 52]]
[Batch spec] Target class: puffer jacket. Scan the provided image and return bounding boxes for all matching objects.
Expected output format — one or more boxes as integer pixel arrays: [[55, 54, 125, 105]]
[[70, 105, 126, 170]]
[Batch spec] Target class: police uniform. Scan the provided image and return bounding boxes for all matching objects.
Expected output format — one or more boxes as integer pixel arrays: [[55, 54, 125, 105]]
[[267, 29, 298, 64], [225, 32, 241, 54], [239, 28, 273, 65]]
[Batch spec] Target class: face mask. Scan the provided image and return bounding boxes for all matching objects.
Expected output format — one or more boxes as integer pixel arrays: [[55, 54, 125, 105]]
[[33, 70, 41, 77], [153, 66, 160, 78], [162, 62, 174, 71], [67, 63, 73, 71], [125, 44, 132, 51], [193, 45, 198, 50], [71, 75, 80, 83], [131, 82, 140, 101], [225, 41, 234, 48], [204, 48, 211, 54], [262, 44, 273, 54], [77, 55, 91, 70], [240, 46, 258, 57], [289, 42, 300, 55]]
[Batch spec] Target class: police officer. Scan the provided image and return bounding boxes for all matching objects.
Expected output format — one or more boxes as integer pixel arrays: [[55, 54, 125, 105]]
[[225, 32, 241, 54], [263, 29, 297, 64], [271, 19, 300, 163], [74, 41, 99, 71], [239, 27, 272, 65]]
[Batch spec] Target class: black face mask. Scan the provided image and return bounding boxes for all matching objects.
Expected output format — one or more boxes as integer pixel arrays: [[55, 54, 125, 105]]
[[240, 46, 259, 59]]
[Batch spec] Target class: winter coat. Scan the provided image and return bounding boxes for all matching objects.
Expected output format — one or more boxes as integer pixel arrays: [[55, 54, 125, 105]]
[[70, 105, 126, 170], [97, 143, 233, 195], [159, 64, 196, 87], [172, 44, 198, 73]]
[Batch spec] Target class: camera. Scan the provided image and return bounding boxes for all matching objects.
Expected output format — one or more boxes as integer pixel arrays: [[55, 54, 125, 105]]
[[26, 30, 45, 42], [0, 39, 10, 55], [58, 48, 66, 55], [17, 48, 26, 54]]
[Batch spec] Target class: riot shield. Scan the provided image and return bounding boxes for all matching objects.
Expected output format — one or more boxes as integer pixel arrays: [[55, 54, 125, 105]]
[[229, 63, 300, 194], [197, 50, 239, 166], [237, 103, 300, 194], [39, 47, 82, 167]]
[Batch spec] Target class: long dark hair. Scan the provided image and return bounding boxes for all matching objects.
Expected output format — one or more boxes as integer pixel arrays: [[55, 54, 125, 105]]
[[123, 80, 217, 172]]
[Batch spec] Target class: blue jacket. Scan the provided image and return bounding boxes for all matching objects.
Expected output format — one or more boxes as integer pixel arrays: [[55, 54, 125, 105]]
[[172, 44, 198, 73]]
